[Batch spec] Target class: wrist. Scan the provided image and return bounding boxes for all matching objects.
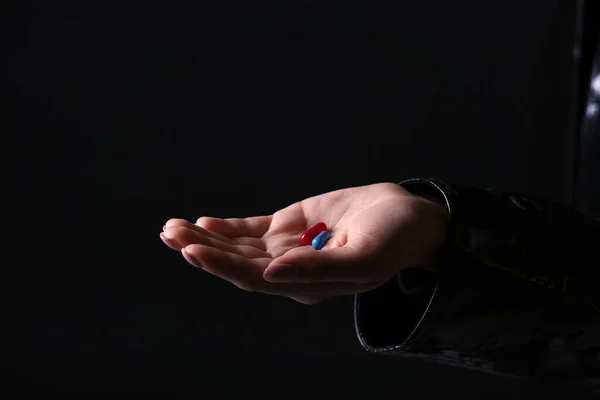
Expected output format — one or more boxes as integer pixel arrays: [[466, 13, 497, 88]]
[[414, 197, 448, 271], [397, 178, 454, 272]]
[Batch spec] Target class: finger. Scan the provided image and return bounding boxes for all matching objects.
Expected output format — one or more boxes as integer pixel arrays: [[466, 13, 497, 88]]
[[181, 244, 272, 291], [165, 218, 232, 243], [181, 243, 379, 299], [196, 215, 272, 238], [165, 218, 266, 249], [160, 232, 180, 251], [164, 226, 270, 259], [263, 244, 381, 284]]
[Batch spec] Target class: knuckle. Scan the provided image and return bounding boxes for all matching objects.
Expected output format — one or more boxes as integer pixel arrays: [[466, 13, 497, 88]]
[[196, 216, 210, 226], [166, 218, 187, 227]]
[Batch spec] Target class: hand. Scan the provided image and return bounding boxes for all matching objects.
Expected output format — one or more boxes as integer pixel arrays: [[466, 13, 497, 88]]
[[160, 183, 447, 304]]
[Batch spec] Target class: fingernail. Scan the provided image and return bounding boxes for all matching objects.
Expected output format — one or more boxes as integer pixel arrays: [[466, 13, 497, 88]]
[[264, 265, 298, 282], [182, 247, 203, 268], [163, 225, 167, 231], [160, 232, 181, 251]]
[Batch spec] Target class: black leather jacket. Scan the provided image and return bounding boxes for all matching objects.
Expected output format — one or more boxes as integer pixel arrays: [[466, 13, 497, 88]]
[[355, 178, 599, 378], [354, 7, 600, 385]]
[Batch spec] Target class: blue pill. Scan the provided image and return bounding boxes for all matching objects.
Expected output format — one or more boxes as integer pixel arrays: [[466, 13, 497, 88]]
[[311, 230, 331, 250]]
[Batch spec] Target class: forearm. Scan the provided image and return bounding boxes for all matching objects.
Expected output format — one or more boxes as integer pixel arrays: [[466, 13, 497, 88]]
[[355, 178, 600, 379], [402, 178, 600, 309]]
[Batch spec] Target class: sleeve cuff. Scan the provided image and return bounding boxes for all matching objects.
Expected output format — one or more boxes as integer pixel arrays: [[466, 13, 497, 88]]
[[354, 273, 439, 353], [354, 178, 600, 379], [354, 178, 452, 352]]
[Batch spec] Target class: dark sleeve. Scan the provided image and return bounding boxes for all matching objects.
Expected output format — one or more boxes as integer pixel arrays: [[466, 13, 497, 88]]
[[354, 178, 600, 380]]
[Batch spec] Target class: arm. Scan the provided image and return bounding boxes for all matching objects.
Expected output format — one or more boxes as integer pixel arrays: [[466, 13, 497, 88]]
[[354, 178, 600, 379]]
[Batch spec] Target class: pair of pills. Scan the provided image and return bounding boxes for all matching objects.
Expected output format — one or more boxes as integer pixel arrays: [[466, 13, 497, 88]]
[[299, 222, 331, 250]]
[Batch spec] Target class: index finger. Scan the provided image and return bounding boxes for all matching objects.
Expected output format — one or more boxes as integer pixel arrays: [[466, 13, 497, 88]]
[[165, 218, 233, 243], [196, 215, 272, 238]]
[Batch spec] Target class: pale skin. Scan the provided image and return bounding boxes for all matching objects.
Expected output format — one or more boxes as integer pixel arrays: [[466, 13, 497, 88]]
[[160, 182, 448, 305]]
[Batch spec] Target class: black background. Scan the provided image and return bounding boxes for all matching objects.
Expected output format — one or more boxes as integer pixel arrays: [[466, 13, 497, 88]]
[[5, 0, 585, 396]]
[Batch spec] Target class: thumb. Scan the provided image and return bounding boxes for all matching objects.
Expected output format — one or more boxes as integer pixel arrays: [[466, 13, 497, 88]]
[[263, 244, 378, 283]]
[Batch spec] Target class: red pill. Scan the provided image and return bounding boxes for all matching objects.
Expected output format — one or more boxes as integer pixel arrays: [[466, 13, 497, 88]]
[[299, 222, 327, 246]]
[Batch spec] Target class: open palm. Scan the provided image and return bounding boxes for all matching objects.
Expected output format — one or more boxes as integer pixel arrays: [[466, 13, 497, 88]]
[[161, 183, 446, 304]]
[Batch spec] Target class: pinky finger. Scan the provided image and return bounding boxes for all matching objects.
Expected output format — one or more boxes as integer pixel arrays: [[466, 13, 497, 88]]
[[181, 244, 269, 291], [181, 244, 383, 300]]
